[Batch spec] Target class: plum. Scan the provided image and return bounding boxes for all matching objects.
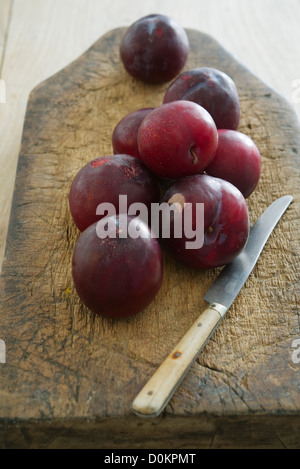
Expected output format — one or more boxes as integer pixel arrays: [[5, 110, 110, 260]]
[[69, 154, 160, 232], [72, 216, 163, 318], [163, 67, 240, 130], [120, 14, 189, 84], [112, 108, 154, 159], [160, 174, 249, 269], [205, 129, 261, 198], [137, 100, 218, 179]]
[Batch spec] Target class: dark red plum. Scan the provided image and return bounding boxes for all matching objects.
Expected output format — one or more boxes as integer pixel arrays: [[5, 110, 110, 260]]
[[120, 14, 189, 84], [137, 101, 218, 179], [69, 154, 160, 232], [163, 67, 240, 130], [112, 108, 154, 159], [205, 129, 261, 198], [160, 174, 249, 269], [72, 216, 163, 318]]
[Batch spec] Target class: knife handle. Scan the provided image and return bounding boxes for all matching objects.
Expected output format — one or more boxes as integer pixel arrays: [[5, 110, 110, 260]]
[[131, 303, 227, 417]]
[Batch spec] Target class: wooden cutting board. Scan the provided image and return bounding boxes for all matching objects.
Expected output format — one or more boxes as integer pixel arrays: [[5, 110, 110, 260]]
[[0, 27, 300, 449]]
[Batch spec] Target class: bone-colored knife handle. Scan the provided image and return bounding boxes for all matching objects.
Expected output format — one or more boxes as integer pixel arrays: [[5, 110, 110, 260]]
[[131, 303, 227, 417]]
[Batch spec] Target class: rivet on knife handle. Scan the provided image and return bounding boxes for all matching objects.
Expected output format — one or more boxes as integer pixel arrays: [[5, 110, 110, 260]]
[[131, 303, 227, 417], [131, 195, 293, 418]]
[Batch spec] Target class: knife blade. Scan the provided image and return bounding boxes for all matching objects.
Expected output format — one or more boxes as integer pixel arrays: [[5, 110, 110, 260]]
[[131, 195, 293, 417]]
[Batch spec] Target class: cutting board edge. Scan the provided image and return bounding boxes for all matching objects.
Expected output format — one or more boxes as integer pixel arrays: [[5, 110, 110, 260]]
[[0, 26, 299, 427]]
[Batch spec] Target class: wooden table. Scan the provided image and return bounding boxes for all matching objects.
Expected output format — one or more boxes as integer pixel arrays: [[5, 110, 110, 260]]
[[1, 0, 300, 449]]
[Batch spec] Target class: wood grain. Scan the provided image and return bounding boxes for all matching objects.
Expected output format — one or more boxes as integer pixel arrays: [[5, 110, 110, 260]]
[[0, 27, 300, 449]]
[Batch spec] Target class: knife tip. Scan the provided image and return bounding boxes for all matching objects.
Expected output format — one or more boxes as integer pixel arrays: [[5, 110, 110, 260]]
[[282, 194, 293, 206]]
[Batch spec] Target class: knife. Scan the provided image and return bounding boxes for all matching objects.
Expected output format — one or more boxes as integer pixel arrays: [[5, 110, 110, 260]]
[[131, 195, 293, 417]]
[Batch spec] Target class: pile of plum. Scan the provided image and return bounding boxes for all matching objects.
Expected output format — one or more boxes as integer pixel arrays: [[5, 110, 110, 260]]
[[69, 14, 261, 319]]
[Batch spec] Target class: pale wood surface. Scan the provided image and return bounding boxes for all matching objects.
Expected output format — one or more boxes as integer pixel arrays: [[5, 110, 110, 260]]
[[0, 0, 300, 269]]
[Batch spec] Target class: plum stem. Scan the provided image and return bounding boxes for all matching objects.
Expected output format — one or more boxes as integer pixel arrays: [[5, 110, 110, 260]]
[[190, 147, 198, 165]]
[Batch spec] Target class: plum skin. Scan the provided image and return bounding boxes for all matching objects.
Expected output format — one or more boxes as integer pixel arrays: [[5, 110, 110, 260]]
[[137, 101, 218, 179], [160, 174, 249, 269], [112, 108, 154, 159], [205, 129, 261, 198], [120, 14, 189, 84], [163, 67, 240, 130], [69, 154, 161, 232], [72, 216, 163, 318]]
